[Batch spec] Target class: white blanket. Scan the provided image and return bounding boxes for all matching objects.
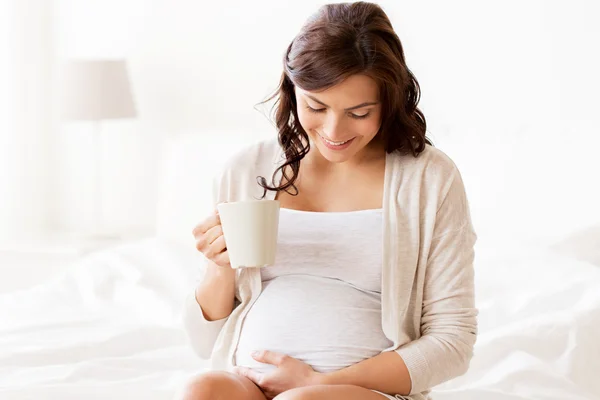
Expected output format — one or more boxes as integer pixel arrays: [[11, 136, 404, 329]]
[[1, 238, 599, 399]]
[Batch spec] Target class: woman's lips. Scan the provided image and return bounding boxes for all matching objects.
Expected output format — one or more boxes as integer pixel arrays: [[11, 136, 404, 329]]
[[318, 133, 356, 151]]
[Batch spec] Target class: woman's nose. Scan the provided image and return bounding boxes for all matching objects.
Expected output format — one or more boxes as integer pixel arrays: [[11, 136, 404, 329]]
[[321, 114, 346, 140]]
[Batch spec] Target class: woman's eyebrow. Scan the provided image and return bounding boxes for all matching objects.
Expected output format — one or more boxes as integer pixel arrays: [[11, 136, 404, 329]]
[[305, 94, 379, 111]]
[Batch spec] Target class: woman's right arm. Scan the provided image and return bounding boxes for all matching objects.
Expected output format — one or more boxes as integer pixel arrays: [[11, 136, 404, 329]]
[[194, 259, 236, 321], [183, 211, 237, 359]]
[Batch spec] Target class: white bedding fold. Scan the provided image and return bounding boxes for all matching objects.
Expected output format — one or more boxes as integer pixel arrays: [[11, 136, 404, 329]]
[[1, 238, 599, 399]]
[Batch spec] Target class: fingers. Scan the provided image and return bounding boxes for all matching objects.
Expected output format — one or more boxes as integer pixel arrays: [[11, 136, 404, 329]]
[[192, 212, 220, 238], [252, 350, 287, 366], [193, 215, 223, 253], [232, 366, 263, 386], [192, 207, 230, 268], [213, 250, 230, 268], [204, 235, 226, 260], [205, 224, 224, 246]]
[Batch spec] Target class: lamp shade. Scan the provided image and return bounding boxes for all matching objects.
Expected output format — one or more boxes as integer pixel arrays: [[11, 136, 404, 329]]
[[61, 59, 137, 121]]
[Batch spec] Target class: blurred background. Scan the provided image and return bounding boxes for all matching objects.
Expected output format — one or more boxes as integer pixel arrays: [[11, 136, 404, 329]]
[[0, 1, 599, 398], [1, 0, 599, 245]]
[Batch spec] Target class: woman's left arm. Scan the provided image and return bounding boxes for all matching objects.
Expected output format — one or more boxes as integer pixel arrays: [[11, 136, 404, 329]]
[[324, 166, 478, 395], [394, 166, 478, 394], [319, 348, 412, 395]]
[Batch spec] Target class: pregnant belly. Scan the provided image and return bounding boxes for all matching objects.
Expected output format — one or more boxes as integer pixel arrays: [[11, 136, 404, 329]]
[[234, 275, 393, 374]]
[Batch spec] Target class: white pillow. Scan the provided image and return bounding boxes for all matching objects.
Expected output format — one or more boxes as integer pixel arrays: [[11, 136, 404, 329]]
[[155, 131, 270, 247], [550, 223, 600, 267]]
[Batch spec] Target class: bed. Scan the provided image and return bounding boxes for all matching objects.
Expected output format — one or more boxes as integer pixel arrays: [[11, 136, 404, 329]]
[[1, 131, 599, 400]]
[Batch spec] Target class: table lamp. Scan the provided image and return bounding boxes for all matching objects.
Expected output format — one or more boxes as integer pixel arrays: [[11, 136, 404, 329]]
[[60, 59, 137, 238]]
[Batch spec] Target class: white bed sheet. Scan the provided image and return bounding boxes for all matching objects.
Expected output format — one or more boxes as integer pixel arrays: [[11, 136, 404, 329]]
[[1, 238, 599, 400]]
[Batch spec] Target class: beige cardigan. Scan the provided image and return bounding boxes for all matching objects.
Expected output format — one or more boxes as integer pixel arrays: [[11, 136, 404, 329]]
[[183, 138, 477, 398]]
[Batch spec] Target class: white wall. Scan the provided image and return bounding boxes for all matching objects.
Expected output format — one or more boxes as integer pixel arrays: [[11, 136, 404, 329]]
[[0, 0, 54, 242], [29, 0, 600, 242], [0, 0, 16, 242]]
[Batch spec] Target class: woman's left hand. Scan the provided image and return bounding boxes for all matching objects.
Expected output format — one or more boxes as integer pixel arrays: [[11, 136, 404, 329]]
[[232, 350, 323, 399]]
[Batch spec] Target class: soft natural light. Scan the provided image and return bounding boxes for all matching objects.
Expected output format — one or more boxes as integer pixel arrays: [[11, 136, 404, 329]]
[[1, 1, 599, 399]]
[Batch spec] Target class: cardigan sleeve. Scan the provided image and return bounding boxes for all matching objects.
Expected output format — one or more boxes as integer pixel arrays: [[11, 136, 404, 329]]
[[182, 288, 231, 359], [395, 167, 478, 394]]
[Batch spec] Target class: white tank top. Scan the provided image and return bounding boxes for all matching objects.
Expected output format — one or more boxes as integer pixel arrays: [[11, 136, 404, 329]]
[[234, 207, 393, 374]]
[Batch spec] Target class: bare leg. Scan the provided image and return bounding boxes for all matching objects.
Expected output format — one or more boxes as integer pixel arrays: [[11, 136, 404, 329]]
[[177, 370, 268, 400], [273, 384, 395, 400]]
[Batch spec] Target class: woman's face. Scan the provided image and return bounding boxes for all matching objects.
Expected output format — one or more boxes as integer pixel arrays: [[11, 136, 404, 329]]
[[295, 74, 383, 164]]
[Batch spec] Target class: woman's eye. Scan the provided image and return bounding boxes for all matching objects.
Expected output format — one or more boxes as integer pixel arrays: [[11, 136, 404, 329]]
[[306, 105, 370, 120], [307, 105, 326, 113], [350, 112, 370, 119]]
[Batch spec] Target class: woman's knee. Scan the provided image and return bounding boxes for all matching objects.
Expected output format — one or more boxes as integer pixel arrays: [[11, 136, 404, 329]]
[[177, 370, 266, 400], [274, 386, 314, 400], [178, 371, 235, 400]]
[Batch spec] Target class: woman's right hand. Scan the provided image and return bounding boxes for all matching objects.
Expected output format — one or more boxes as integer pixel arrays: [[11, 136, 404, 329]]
[[192, 209, 231, 268]]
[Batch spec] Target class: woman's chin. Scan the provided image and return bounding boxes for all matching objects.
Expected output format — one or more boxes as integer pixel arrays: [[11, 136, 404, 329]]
[[315, 145, 356, 163]]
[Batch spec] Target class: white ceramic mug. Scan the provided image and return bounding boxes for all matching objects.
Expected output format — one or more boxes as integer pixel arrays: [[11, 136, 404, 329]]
[[217, 200, 280, 269]]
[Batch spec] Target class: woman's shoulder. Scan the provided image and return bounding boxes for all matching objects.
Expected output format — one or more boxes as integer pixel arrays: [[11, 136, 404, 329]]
[[388, 145, 473, 234], [212, 137, 282, 201]]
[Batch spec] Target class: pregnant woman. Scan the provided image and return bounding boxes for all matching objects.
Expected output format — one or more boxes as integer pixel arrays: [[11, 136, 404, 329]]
[[181, 2, 477, 399]]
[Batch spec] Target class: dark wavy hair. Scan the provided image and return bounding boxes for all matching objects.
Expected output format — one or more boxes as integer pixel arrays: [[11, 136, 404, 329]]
[[258, 1, 431, 196]]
